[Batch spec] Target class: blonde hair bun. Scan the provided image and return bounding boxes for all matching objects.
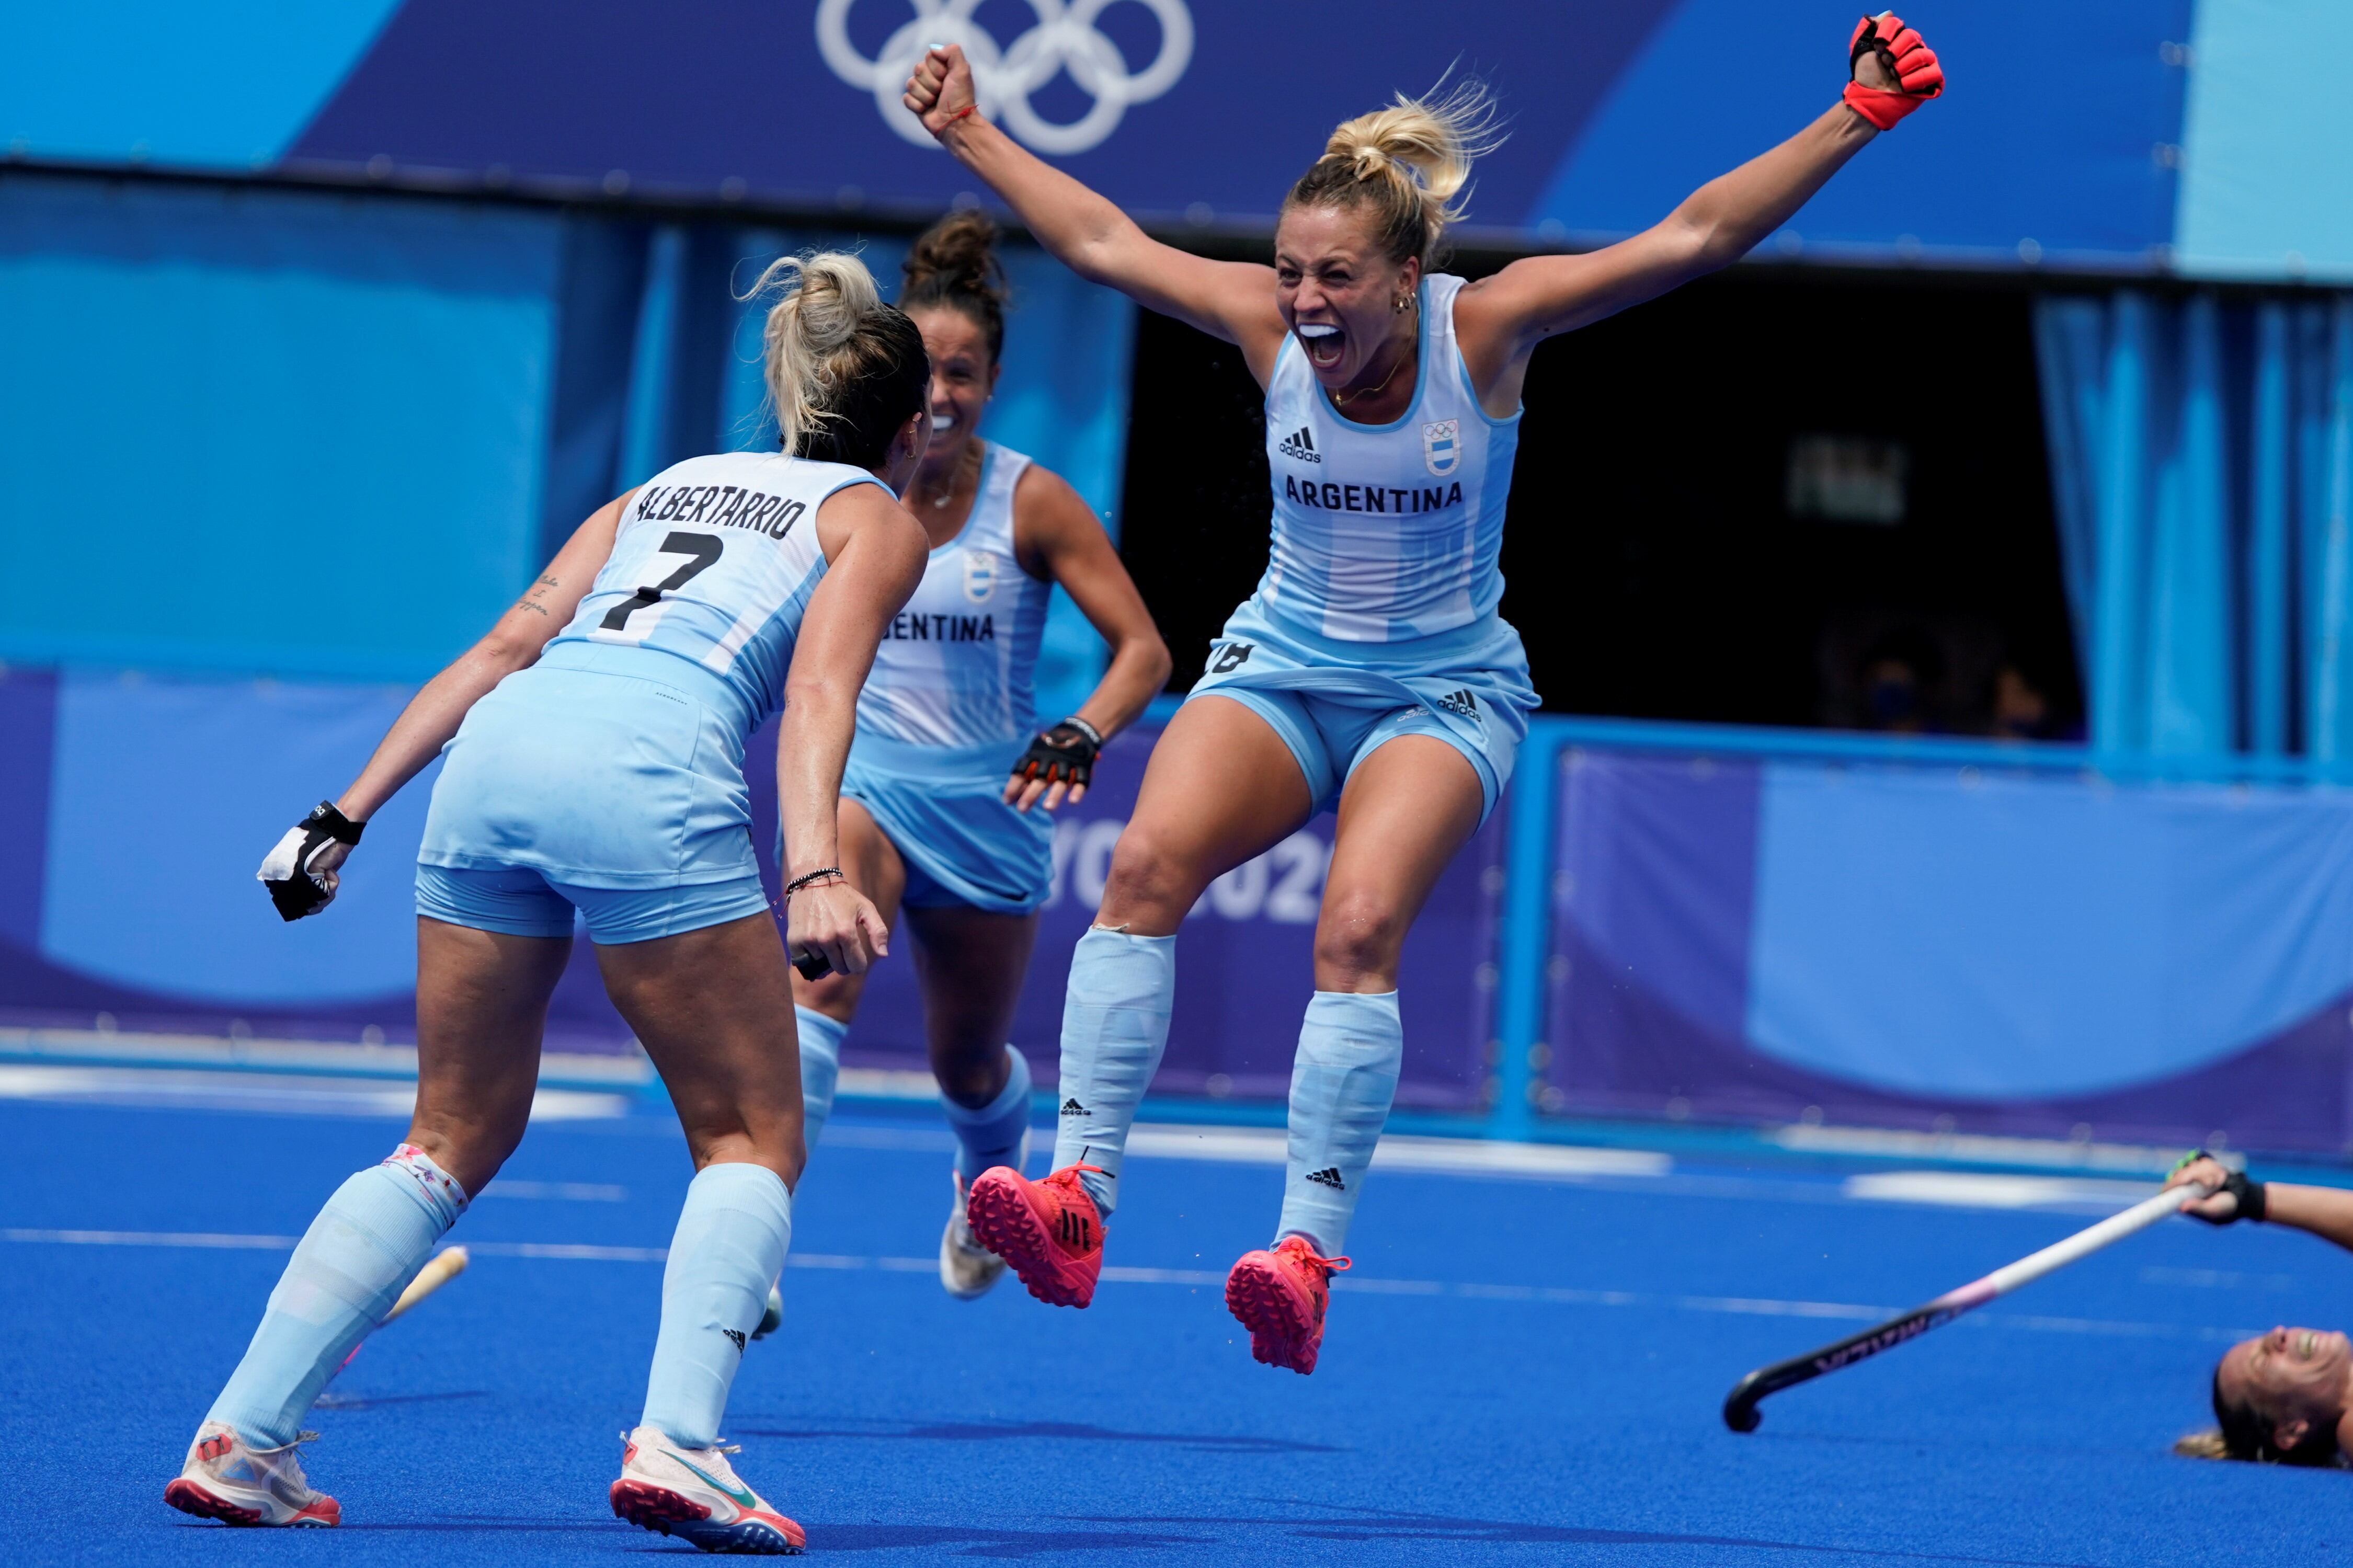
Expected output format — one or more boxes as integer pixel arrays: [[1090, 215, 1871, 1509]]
[[744, 250, 927, 468], [1289, 77, 1503, 266]]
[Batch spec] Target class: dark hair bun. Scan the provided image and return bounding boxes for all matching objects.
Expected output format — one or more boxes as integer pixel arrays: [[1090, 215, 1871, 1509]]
[[904, 210, 1008, 304], [901, 210, 1008, 361]]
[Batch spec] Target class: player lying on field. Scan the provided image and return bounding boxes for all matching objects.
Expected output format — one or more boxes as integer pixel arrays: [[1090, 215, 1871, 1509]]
[[2166, 1154, 2353, 1468]]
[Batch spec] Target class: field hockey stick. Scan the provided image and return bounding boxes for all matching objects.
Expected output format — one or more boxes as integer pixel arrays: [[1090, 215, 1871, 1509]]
[[1721, 1180, 2212, 1432], [330, 1246, 471, 1379], [383, 1245, 469, 1323]]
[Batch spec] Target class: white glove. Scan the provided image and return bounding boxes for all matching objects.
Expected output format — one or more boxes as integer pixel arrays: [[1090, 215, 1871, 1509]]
[[258, 802, 364, 921]]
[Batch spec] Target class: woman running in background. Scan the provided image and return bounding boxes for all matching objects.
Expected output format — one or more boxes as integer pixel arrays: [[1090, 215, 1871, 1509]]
[[904, 15, 1943, 1374], [786, 211, 1169, 1298], [167, 254, 929, 1553]]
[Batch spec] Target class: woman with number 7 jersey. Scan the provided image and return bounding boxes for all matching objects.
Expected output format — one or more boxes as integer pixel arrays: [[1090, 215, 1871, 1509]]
[[905, 14, 1943, 1375], [168, 253, 929, 1553]]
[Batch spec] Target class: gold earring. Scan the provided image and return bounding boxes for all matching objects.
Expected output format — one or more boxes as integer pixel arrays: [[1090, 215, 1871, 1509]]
[[1393, 297, 1408, 314]]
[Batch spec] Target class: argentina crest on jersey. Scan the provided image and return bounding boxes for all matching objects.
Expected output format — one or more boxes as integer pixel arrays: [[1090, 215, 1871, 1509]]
[[962, 549, 997, 603], [1421, 419, 1460, 478]]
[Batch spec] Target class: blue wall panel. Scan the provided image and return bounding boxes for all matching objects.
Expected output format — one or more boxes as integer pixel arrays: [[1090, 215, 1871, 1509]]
[[2177, 0, 2353, 280], [39, 670, 435, 1004], [1537, 0, 2189, 265], [0, 176, 560, 679], [1748, 764, 2353, 1098], [0, 2, 402, 169]]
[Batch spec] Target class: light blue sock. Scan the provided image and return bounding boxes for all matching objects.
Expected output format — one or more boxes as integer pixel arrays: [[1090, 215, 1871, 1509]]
[[1274, 991, 1403, 1256], [794, 1006, 846, 1154], [208, 1144, 468, 1447], [641, 1162, 792, 1450], [1050, 928, 1176, 1218], [942, 1045, 1033, 1181]]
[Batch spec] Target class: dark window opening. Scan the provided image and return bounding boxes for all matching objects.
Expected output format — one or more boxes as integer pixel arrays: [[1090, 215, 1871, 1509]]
[[1117, 268, 2084, 740]]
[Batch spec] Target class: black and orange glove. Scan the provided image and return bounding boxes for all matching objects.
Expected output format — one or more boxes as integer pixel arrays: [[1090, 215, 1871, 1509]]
[[1010, 717, 1103, 797], [1844, 13, 1944, 131]]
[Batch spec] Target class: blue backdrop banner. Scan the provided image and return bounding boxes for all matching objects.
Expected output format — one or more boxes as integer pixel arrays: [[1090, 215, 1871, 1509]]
[[0, 673, 1499, 1109], [0, 176, 560, 680], [17, 2, 2310, 272], [1547, 742, 2353, 1152]]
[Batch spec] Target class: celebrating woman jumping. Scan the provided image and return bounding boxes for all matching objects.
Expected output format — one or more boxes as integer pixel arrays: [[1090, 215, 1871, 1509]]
[[904, 16, 1943, 1376]]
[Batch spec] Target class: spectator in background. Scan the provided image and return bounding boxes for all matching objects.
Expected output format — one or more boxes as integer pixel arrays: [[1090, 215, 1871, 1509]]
[[1991, 664, 2053, 741], [1855, 624, 1945, 733]]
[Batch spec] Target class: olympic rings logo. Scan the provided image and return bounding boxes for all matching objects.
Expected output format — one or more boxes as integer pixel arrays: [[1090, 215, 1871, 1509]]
[[816, 0, 1193, 156]]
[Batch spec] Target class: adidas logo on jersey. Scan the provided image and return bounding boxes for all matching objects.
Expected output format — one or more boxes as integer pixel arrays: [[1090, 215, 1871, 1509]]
[[1305, 1167, 1346, 1191], [1060, 1097, 1087, 1117], [1432, 689, 1480, 721], [1277, 426, 1323, 464]]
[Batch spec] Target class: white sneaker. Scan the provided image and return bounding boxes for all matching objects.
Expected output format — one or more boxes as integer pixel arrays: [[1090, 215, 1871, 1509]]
[[941, 1170, 1011, 1299], [609, 1424, 803, 1554], [164, 1421, 340, 1527]]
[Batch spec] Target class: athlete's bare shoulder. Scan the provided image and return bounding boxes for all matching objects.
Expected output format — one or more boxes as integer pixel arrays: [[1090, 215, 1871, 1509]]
[[815, 476, 926, 567]]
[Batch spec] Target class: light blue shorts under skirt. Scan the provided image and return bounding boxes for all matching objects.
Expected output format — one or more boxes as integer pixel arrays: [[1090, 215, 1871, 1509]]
[[1185, 596, 1539, 825], [839, 731, 1054, 916], [416, 643, 771, 944], [415, 864, 771, 946]]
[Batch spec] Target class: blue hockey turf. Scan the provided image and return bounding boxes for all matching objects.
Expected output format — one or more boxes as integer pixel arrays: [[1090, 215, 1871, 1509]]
[[7, 1090, 2352, 1565]]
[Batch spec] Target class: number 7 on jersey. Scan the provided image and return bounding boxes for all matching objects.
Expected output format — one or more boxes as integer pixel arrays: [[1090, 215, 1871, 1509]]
[[600, 532, 724, 632]]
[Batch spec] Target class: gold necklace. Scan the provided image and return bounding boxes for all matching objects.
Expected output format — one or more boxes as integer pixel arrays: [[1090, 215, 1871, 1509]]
[[1331, 344, 1411, 409], [919, 443, 979, 510]]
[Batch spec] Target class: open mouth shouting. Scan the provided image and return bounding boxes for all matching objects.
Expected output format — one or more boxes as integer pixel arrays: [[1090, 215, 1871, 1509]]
[[1295, 321, 1344, 372], [930, 413, 955, 434]]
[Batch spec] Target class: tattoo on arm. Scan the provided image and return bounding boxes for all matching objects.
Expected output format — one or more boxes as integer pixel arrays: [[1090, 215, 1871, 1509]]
[[513, 574, 562, 615]]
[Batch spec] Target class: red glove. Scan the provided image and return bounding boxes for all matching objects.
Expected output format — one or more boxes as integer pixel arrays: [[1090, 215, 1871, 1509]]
[[1843, 13, 1943, 130]]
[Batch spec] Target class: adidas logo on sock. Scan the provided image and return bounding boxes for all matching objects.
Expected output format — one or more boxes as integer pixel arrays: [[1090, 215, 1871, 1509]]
[[722, 1327, 746, 1356], [1432, 688, 1480, 721], [1277, 426, 1322, 464], [1305, 1167, 1346, 1191], [1060, 1097, 1087, 1117]]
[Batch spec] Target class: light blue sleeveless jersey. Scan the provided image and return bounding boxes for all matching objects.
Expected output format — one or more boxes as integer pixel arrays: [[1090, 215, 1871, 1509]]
[[419, 450, 881, 891], [1185, 274, 1537, 826], [551, 450, 880, 730], [839, 442, 1059, 914], [854, 443, 1053, 747], [1259, 273, 1518, 643]]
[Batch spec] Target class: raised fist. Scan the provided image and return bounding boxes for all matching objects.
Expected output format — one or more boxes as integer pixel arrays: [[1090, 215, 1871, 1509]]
[[1844, 13, 1944, 131], [903, 44, 979, 138]]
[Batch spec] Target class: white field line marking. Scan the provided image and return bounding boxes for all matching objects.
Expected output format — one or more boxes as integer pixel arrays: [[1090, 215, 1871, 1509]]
[[0, 1228, 2255, 1340], [1843, 1171, 2158, 1212], [0, 1065, 626, 1121], [0, 1026, 654, 1087], [464, 1241, 667, 1262], [477, 1180, 629, 1203], [1124, 1124, 1672, 1180], [4, 1227, 301, 1250], [2139, 1265, 2302, 1291], [1777, 1123, 2191, 1176]]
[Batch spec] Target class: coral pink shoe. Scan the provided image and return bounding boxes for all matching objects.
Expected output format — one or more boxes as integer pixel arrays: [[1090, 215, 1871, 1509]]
[[1225, 1236, 1351, 1375], [963, 1163, 1105, 1308]]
